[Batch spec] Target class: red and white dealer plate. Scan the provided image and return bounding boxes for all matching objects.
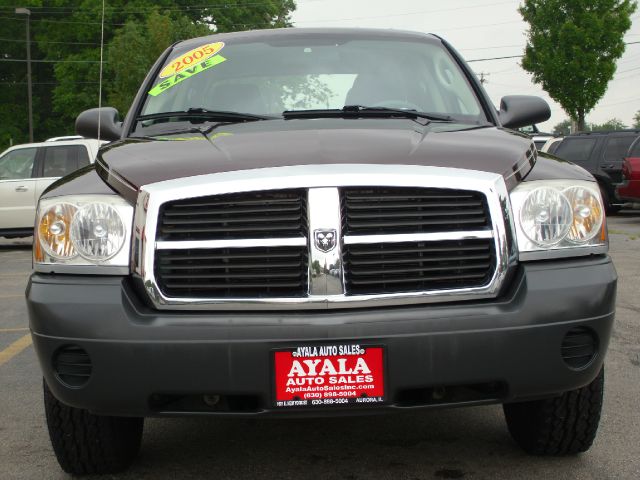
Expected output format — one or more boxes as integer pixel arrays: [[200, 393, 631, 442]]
[[273, 344, 385, 408]]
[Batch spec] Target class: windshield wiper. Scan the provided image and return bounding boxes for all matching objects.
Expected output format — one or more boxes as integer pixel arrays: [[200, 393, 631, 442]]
[[282, 105, 453, 122], [136, 108, 277, 123]]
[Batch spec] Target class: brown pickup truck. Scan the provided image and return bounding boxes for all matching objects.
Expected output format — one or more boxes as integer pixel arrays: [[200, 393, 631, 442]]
[[28, 28, 615, 475]]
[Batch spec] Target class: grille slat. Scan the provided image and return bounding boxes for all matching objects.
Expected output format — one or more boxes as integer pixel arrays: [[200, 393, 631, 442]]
[[168, 198, 301, 208], [347, 200, 481, 210], [155, 246, 308, 298], [164, 205, 302, 217], [158, 261, 303, 270], [160, 224, 303, 235], [348, 253, 491, 265], [349, 263, 492, 276], [347, 208, 485, 219], [162, 214, 302, 225], [158, 190, 306, 241], [157, 251, 299, 261], [347, 217, 487, 229], [163, 282, 305, 289], [341, 187, 489, 235], [347, 244, 490, 256], [345, 193, 479, 200], [161, 272, 304, 279]]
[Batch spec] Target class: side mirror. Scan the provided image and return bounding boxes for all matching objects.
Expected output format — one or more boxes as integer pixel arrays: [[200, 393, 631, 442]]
[[498, 95, 551, 130], [75, 107, 123, 141]]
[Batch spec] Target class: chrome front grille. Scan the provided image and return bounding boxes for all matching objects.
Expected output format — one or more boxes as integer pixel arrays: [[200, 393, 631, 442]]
[[135, 165, 513, 310]]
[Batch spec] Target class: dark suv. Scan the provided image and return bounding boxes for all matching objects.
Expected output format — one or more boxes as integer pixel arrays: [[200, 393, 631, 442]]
[[553, 130, 640, 212], [28, 28, 615, 475]]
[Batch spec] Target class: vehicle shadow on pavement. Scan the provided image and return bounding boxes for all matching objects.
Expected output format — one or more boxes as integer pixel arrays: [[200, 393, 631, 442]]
[[0, 237, 33, 251], [119, 406, 588, 480]]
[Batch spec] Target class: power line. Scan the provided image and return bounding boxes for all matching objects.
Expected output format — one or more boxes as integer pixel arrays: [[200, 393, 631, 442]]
[[0, 37, 99, 45], [0, 81, 100, 85], [0, 14, 279, 29], [0, 2, 278, 14], [616, 64, 640, 74], [467, 41, 640, 62], [467, 54, 522, 63], [598, 96, 640, 108], [0, 15, 126, 26], [459, 43, 523, 52], [0, 58, 103, 63], [0, 1, 515, 18], [293, 2, 517, 24], [0, 4, 523, 30]]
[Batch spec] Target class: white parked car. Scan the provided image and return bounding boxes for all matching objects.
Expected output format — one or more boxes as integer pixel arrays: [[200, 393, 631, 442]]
[[531, 133, 554, 150], [0, 138, 103, 238], [540, 136, 564, 155]]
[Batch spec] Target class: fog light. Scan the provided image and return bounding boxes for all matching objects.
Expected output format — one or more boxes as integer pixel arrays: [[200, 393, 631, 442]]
[[53, 345, 92, 388], [561, 327, 598, 370]]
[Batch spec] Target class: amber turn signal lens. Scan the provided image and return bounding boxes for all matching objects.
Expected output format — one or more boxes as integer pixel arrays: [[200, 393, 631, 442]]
[[563, 187, 604, 244], [37, 203, 78, 259]]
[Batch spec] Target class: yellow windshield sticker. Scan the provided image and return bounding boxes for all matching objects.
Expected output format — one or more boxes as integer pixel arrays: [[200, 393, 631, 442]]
[[159, 42, 225, 78], [148, 54, 227, 96]]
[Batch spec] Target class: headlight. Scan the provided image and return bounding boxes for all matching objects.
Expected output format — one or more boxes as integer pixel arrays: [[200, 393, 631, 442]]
[[70, 203, 126, 261], [510, 180, 607, 260], [519, 187, 572, 246], [563, 186, 604, 243], [38, 203, 78, 259], [34, 195, 133, 273]]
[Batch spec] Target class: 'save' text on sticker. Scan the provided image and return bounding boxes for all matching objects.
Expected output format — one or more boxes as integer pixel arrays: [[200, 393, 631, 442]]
[[148, 42, 226, 97]]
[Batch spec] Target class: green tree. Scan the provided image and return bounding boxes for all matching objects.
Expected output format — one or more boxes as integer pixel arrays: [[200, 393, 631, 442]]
[[105, 10, 210, 115], [589, 118, 628, 131], [519, 0, 637, 132], [634, 110, 640, 128], [553, 119, 572, 136], [0, 1, 296, 151]]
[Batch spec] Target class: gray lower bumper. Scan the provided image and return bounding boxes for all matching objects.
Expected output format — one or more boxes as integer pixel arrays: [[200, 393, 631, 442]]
[[27, 255, 616, 417]]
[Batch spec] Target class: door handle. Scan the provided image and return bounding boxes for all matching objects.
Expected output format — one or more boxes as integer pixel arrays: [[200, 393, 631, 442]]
[[15, 186, 28, 192]]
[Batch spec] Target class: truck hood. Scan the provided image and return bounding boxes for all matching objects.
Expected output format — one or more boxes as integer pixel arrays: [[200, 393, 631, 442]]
[[96, 119, 535, 198]]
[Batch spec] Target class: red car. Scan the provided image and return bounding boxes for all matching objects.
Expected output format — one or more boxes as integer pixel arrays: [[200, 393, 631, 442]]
[[617, 136, 640, 201]]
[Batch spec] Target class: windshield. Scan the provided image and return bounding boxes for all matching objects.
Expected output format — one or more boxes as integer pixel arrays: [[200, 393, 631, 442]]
[[138, 35, 486, 132]]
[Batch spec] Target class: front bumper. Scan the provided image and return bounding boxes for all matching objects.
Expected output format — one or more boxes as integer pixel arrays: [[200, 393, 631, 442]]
[[27, 255, 616, 417]]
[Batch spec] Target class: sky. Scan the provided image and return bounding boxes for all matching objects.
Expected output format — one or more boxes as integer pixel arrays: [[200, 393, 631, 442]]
[[290, 0, 640, 132]]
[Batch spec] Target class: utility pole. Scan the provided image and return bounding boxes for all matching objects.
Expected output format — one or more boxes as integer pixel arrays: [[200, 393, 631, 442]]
[[15, 7, 33, 143], [478, 72, 490, 86]]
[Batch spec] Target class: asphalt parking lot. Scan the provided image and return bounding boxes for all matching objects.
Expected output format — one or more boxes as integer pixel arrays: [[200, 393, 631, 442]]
[[1, 212, 639, 480]]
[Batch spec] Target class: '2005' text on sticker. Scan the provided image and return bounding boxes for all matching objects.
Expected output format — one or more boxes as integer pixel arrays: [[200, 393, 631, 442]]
[[159, 42, 225, 78], [148, 42, 226, 97]]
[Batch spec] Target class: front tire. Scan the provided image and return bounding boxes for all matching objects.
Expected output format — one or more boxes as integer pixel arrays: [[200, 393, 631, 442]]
[[503, 368, 604, 455], [44, 379, 144, 475]]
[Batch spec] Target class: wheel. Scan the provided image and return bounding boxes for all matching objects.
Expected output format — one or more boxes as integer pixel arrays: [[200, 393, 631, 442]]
[[43, 379, 144, 475], [503, 368, 604, 455]]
